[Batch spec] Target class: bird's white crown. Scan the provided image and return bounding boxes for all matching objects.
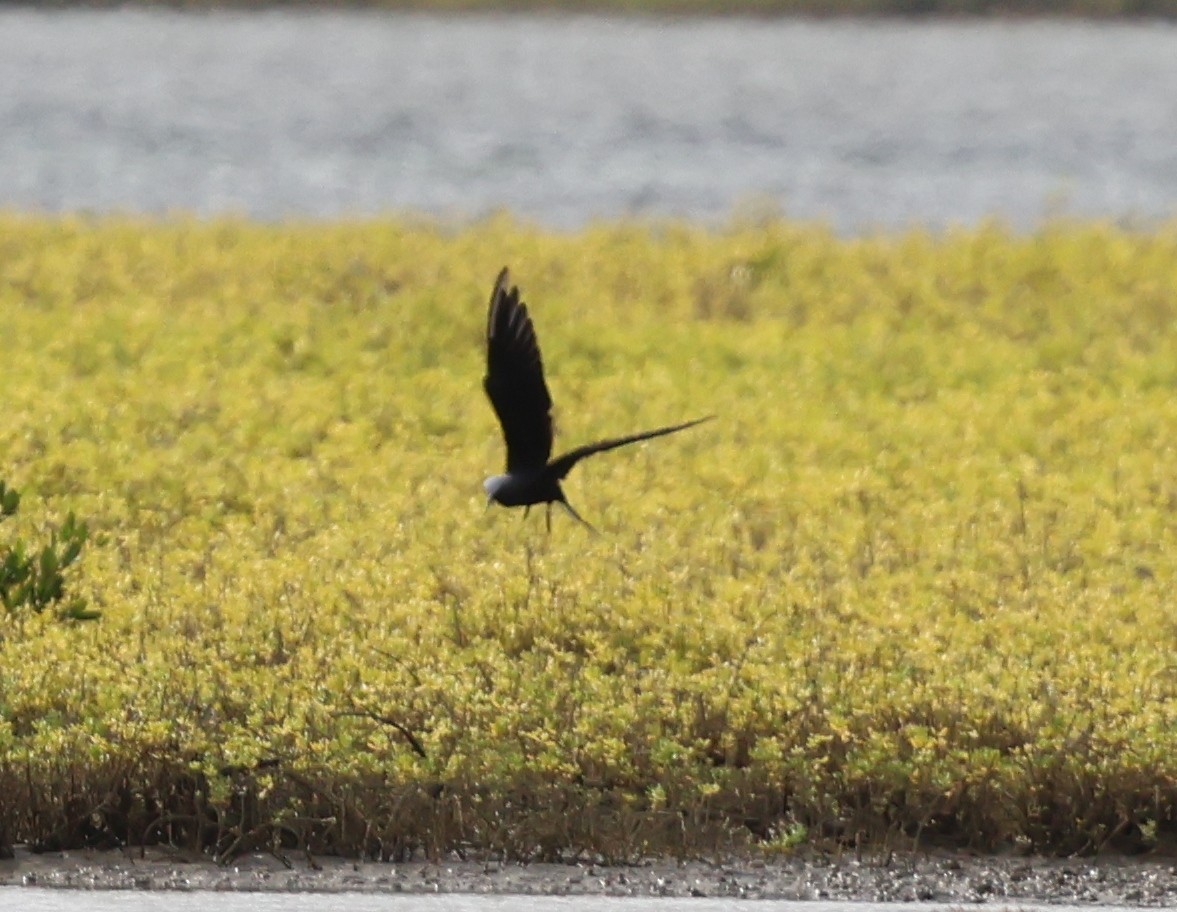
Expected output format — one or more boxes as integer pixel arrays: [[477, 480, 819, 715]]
[[483, 474, 510, 499]]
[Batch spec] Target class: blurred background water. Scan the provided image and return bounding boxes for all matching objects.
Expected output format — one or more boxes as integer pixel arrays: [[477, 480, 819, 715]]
[[7, 893, 1157, 912], [1, 10, 1175, 231]]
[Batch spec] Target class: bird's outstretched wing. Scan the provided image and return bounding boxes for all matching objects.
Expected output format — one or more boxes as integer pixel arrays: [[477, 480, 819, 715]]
[[484, 267, 554, 473], [547, 416, 714, 481]]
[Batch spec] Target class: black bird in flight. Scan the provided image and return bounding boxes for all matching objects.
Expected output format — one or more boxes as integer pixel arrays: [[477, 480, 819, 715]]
[[482, 267, 712, 531]]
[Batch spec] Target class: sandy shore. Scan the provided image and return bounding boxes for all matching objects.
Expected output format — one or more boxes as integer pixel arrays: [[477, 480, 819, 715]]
[[1, 846, 1176, 903]]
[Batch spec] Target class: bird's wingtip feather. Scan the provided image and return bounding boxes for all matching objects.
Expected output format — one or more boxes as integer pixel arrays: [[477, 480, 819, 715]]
[[488, 267, 514, 340]]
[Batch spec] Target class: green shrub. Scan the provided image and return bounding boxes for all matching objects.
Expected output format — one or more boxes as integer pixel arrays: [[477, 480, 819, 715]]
[[0, 480, 95, 621]]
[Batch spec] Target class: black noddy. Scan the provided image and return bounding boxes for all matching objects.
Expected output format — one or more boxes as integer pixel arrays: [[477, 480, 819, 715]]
[[481, 267, 712, 531]]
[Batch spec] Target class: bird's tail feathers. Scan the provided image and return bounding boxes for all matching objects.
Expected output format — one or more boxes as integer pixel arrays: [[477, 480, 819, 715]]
[[559, 499, 597, 534]]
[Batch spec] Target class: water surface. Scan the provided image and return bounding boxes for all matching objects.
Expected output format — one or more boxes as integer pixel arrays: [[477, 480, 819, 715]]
[[1, 11, 1176, 230]]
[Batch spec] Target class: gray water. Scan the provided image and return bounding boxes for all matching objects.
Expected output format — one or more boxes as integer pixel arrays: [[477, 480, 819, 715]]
[[1, 10, 1176, 230], [0, 896, 1154, 912]]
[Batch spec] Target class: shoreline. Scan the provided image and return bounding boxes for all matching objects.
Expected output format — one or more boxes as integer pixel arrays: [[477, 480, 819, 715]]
[[3, 847, 1177, 903]]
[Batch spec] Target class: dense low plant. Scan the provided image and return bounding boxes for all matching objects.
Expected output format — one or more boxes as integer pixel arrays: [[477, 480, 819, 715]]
[[0, 214, 1175, 859]]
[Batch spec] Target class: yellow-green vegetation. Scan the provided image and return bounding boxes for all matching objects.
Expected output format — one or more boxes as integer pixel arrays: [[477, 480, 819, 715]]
[[1, 214, 1176, 860]]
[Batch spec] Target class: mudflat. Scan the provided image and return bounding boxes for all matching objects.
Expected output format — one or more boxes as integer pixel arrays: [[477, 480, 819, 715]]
[[2, 847, 1176, 904]]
